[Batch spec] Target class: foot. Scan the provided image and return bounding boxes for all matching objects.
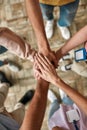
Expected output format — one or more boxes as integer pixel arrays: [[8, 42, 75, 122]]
[[59, 89, 67, 100], [0, 71, 12, 86], [7, 61, 21, 72], [57, 24, 70, 40], [19, 90, 35, 105], [45, 20, 54, 39], [61, 63, 72, 72], [62, 53, 71, 60], [48, 90, 57, 103]]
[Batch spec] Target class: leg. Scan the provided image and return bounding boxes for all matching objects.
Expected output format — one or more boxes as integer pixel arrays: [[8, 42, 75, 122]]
[[58, 0, 79, 26], [48, 99, 60, 119], [11, 89, 34, 125], [40, 4, 54, 39], [0, 71, 12, 112], [48, 90, 60, 119], [40, 3, 54, 20], [62, 96, 73, 105], [0, 83, 9, 112], [11, 103, 25, 125], [59, 89, 73, 105]]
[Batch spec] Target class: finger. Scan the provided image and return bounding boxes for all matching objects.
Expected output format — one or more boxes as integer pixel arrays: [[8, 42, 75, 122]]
[[36, 54, 48, 71], [35, 69, 44, 79], [33, 69, 41, 80], [51, 51, 58, 68], [45, 56, 54, 69], [37, 54, 51, 69]]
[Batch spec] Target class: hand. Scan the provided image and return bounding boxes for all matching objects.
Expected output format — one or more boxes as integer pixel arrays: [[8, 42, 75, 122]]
[[35, 54, 58, 84], [55, 49, 63, 66], [39, 49, 58, 68], [28, 49, 37, 62], [33, 60, 41, 80]]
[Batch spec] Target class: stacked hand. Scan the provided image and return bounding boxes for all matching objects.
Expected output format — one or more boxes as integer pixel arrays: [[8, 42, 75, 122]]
[[34, 53, 58, 84]]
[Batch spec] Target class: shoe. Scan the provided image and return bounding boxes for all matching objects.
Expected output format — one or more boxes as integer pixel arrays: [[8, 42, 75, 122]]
[[45, 20, 54, 39], [19, 90, 35, 105], [61, 63, 72, 72], [59, 89, 67, 100], [48, 90, 57, 103], [0, 71, 12, 86], [62, 53, 71, 60], [7, 61, 21, 72], [57, 24, 70, 40]]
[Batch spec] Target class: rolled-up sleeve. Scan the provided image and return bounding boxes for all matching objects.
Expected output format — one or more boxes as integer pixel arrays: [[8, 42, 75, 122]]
[[0, 27, 33, 60]]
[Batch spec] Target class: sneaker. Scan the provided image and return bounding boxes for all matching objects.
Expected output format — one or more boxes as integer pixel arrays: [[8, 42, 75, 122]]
[[62, 53, 71, 60], [59, 89, 67, 100], [0, 71, 12, 86], [48, 90, 57, 103], [45, 20, 54, 39], [19, 90, 35, 105], [57, 24, 70, 40], [7, 61, 21, 72], [61, 63, 72, 72]]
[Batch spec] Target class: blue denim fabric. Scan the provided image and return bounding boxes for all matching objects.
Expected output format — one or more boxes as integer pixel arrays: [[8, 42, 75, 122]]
[[0, 46, 7, 54], [48, 99, 60, 119], [48, 96, 73, 119], [40, 4, 54, 20], [40, 0, 79, 26], [58, 0, 79, 26], [62, 96, 73, 105]]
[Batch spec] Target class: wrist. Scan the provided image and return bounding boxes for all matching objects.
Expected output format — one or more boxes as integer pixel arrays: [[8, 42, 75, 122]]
[[38, 78, 49, 88], [56, 49, 63, 62], [38, 41, 50, 53], [53, 76, 61, 86]]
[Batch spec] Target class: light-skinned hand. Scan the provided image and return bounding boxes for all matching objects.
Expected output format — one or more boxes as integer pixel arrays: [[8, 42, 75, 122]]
[[35, 53, 58, 84]]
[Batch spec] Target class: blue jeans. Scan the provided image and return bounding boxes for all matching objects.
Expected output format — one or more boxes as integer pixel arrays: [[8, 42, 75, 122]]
[[0, 46, 7, 54], [48, 96, 73, 119], [40, 0, 79, 26]]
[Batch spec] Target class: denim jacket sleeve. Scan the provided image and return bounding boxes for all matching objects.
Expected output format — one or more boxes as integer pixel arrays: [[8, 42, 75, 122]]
[[0, 27, 35, 61]]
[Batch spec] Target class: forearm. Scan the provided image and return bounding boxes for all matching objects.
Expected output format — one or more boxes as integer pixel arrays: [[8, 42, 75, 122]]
[[56, 25, 87, 60], [25, 0, 50, 52], [0, 27, 34, 61], [20, 79, 49, 130], [54, 78, 87, 115]]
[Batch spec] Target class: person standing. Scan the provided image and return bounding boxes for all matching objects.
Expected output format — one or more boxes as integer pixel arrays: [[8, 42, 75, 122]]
[[39, 0, 79, 39]]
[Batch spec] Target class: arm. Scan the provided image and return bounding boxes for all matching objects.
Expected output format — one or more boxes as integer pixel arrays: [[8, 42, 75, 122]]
[[25, 0, 57, 67], [54, 78, 87, 115], [35, 54, 87, 115], [20, 79, 49, 130], [56, 25, 87, 61], [0, 27, 36, 61], [25, 0, 50, 53]]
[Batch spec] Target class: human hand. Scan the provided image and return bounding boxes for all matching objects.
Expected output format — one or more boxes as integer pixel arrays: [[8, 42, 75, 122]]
[[34, 53, 58, 84], [39, 49, 58, 68], [28, 49, 37, 62], [55, 49, 63, 65]]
